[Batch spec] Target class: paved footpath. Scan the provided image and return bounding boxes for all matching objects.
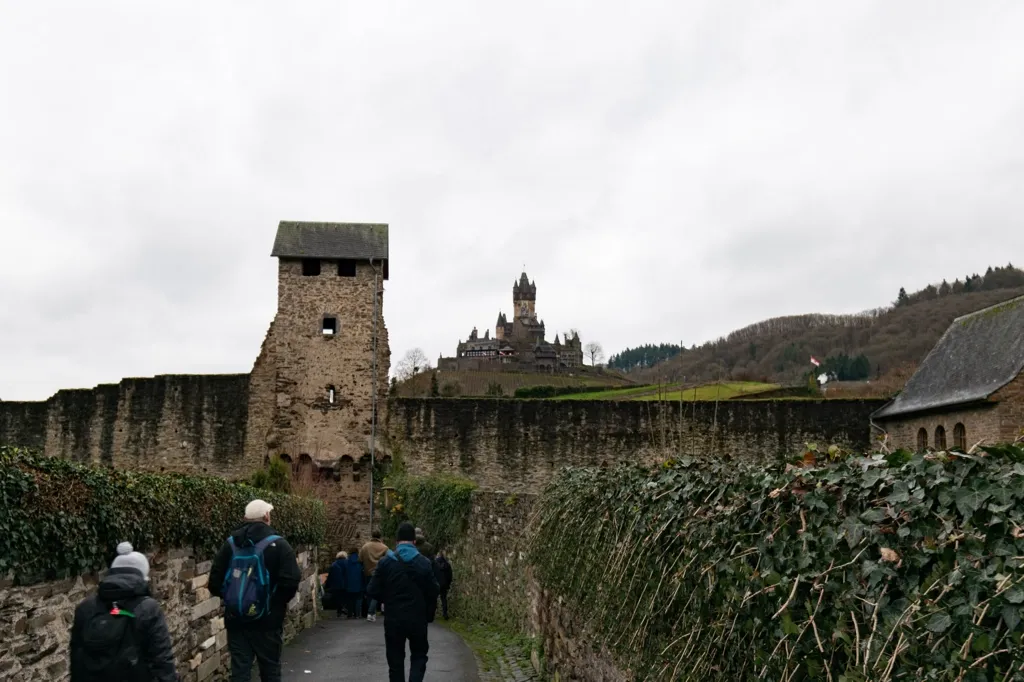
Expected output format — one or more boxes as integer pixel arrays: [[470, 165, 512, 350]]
[[281, 617, 481, 681]]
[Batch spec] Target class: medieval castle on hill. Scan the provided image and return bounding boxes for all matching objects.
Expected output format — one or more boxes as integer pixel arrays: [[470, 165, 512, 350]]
[[438, 272, 584, 373]]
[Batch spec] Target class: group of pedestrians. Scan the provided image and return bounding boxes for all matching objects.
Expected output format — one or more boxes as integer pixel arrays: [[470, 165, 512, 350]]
[[324, 529, 390, 620], [68, 498, 454, 682]]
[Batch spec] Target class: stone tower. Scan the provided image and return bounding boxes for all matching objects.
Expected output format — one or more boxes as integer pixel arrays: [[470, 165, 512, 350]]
[[512, 272, 537, 320], [245, 221, 391, 478]]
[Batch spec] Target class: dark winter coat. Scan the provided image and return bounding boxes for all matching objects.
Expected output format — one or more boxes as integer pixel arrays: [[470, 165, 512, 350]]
[[70, 567, 178, 682], [344, 553, 364, 593], [366, 543, 440, 626], [434, 555, 453, 590], [325, 558, 348, 593], [209, 521, 301, 631]]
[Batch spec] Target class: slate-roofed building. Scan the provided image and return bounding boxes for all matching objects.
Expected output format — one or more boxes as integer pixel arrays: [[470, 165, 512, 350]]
[[438, 271, 584, 373], [873, 294, 1024, 451]]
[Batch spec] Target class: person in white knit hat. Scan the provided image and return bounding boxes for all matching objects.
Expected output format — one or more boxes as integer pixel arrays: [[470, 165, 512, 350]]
[[69, 541, 178, 682]]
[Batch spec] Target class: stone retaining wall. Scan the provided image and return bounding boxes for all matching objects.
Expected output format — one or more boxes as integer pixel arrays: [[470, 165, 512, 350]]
[[0, 545, 319, 682], [530, 585, 629, 682]]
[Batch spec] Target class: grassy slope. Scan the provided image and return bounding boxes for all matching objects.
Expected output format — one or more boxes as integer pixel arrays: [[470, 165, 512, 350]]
[[554, 381, 778, 401]]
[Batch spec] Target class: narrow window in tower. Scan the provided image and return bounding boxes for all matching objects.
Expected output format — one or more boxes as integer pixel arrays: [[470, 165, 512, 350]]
[[322, 317, 337, 335], [328, 385, 336, 404], [337, 259, 357, 277], [302, 259, 321, 276], [382, 259, 389, 280]]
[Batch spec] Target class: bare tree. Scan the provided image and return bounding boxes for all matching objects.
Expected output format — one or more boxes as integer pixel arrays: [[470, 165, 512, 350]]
[[395, 348, 431, 381], [585, 342, 604, 366]]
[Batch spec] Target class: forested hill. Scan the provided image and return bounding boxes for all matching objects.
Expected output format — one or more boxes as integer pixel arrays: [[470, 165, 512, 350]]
[[630, 265, 1024, 385]]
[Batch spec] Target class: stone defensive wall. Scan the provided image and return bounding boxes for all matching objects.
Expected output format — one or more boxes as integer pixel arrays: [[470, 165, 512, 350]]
[[0, 374, 254, 478], [387, 397, 888, 492]]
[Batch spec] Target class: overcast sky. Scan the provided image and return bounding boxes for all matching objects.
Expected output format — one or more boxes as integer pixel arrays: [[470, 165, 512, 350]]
[[2, 1, 1023, 400]]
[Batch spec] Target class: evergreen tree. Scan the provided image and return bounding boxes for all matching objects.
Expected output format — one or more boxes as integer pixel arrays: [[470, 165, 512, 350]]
[[896, 287, 910, 306], [430, 372, 440, 397]]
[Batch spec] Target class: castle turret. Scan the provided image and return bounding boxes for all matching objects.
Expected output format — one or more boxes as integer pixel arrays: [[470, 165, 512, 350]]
[[512, 272, 537, 320]]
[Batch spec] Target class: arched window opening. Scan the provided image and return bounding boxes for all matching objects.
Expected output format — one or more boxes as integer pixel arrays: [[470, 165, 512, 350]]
[[934, 425, 947, 451], [953, 423, 966, 452], [297, 454, 314, 483], [917, 428, 928, 452], [338, 456, 354, 482]]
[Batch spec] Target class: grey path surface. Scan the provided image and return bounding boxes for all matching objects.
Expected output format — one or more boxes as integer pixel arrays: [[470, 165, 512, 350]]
[[281, 616, 480, 681]]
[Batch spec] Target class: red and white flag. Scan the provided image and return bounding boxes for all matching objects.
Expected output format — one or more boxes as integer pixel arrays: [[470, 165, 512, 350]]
[[810, 356, 820, 367]]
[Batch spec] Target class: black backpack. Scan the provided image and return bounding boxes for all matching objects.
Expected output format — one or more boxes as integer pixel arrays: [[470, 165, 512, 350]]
[[80, 598, 149, 682]]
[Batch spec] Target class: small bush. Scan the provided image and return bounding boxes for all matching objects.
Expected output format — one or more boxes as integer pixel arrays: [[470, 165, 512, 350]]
[[0, 446, 326, 586]]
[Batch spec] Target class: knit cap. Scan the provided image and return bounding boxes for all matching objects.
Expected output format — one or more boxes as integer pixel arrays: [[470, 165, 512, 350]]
[[111, 542, 151, 581]]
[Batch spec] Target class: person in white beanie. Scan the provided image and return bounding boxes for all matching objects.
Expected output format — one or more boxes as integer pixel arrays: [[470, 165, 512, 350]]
[[70, 542, 178, 682], [209, 499, 300, 682]]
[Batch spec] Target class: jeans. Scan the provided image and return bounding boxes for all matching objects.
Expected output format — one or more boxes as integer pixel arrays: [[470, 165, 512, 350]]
[[384, 620, 429, 682], [227, 627, 283, 682]]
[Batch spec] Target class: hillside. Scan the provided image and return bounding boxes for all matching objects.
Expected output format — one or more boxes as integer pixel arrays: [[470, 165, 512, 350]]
[[636, 283, 1024, 385]]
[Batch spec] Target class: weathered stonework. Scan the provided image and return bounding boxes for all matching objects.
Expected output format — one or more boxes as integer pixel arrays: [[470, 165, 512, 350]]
[[876, 373, 1024, 451], [0, 545, 319, 682], [0, 375, 253, 477], [447, 492, 535, 635], [388, 398, 886, 492], [246, 258, 390, 468], [530, 586, 629, 682]]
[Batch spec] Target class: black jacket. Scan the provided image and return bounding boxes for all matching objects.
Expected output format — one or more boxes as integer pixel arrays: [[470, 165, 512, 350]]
[[367, 545, 440, 626], [70, 568, 178, 682], [434, 555, 453, 589], [209, 521, 301, 630]]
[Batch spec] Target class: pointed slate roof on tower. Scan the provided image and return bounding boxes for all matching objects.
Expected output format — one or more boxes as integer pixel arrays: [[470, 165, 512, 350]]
[[271, 222, 388, 260], [874, 294, 1024, 419]]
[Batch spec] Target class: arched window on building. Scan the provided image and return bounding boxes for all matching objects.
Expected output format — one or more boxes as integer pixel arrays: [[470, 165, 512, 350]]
[[953, 423, 966, 452], [934, 425, 947, 451], [917, 428, 928, 452]]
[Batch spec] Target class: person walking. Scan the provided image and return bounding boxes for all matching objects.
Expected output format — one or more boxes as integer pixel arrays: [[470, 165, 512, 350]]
[[367, 522, 440, 682], [358, 529, 389, 622], [434, 551, 453, 620], [414, 528, 436, 562], [210, 499, 301, 682], [70, 541, 178, 682], [344, 549, 364, 619], [324, 552, 349, 618]]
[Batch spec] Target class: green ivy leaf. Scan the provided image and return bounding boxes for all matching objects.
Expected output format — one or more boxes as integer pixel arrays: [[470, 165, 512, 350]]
[[1005, 587, 1024, 604], [955, 488, 991, 517], [926, 612, 953, 634], [1002, 606, 1021, 631]]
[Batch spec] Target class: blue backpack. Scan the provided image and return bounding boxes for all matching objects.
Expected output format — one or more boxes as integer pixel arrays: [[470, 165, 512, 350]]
[[221, 535, 281, 622]]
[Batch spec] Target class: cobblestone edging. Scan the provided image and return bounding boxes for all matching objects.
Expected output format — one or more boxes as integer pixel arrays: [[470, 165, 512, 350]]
[[475, 646, 541, 682]]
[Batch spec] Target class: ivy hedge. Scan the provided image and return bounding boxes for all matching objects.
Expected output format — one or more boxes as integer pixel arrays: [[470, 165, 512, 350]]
[[530, 443, 1024, 681], [0, 446, 326, 586]]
